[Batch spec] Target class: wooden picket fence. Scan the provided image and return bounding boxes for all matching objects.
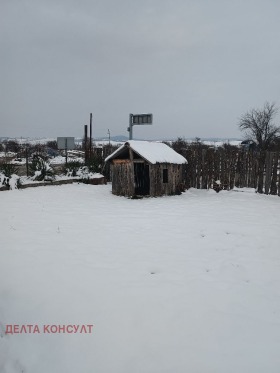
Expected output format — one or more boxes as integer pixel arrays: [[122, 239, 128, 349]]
[[183, 147, 280, 196]]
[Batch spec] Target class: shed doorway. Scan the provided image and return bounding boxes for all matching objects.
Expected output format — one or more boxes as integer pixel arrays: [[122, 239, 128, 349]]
[[134, 163, 150, 195]]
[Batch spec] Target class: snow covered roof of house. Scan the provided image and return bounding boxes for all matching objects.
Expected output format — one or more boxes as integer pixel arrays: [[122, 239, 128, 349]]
[[105, 140, 188, 165]]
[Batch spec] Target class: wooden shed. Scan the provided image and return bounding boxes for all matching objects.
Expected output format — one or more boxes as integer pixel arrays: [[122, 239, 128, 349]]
[[105, 141, 188, 197]]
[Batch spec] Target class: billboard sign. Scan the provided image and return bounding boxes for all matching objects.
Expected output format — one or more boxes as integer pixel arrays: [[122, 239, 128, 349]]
[[57, 137, 75, 150], [132, 114, 153, 125]]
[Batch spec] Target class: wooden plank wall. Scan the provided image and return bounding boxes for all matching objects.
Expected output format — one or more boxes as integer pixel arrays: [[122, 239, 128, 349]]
[[149, 163, 185, 196], [182, 147, 280, 196], [111, 161, 134, 196]]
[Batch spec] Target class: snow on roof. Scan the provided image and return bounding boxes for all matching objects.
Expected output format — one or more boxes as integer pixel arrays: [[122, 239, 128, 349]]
[[105, 140, 188, 164]]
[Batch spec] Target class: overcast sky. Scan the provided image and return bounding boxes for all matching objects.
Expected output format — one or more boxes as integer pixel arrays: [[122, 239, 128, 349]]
[[1, 0, 280, 140]]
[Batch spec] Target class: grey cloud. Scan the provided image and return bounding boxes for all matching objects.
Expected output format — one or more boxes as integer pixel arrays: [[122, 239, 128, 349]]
[[1, 0, 280, 139]]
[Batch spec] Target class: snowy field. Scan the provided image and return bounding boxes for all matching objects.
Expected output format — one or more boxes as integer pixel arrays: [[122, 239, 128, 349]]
[[1, 184, 280, 373]]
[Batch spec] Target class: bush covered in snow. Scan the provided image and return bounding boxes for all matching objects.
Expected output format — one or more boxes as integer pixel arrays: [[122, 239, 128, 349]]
[[76, 166, 104, 183], [85, 154, 103, 174], [29, 155, 55, 181], [0, 172, 21, 190], [0, 161, 21, 190], [63, 160, 84, 177], [0, 161, 18, 178], [63, 161, 104, 182]]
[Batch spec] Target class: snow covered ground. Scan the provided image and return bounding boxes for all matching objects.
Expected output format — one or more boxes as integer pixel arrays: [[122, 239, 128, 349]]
[[1, 184, 280, 373]]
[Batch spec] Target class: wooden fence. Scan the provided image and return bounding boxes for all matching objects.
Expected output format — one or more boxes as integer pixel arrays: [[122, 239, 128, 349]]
[[182, 147, 280, 196]]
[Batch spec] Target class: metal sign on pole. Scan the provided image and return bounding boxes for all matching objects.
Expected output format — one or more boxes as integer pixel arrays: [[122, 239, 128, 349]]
[[127, 113, 153, 140], [57, 137, 75, 164]]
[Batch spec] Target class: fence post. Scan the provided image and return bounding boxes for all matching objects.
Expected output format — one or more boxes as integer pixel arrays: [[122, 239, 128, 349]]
[[264, 151, 273, 195]]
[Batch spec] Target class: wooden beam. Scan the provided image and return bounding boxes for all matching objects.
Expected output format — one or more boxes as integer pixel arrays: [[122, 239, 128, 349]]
[[112, 159, 131, 164]]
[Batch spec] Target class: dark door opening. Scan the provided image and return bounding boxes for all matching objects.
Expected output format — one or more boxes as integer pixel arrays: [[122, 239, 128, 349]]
[[134, 163, 150, 195]]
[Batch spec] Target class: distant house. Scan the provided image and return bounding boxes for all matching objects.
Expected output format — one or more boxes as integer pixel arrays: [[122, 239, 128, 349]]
[[105, 141, 188, 197], [240, 139, 257, 150]]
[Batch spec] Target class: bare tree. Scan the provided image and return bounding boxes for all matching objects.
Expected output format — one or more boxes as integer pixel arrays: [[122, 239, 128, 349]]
[[238, 102, 280, 150]]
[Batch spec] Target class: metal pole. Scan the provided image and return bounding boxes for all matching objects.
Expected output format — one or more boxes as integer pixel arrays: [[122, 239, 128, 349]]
[[90, 113, 92, 160], [129, 113, 133, 140], [25, 146, 29, 177], [108, 129, 111, 146], [84, 125, 88, 164], [65, 138, 68, 165]]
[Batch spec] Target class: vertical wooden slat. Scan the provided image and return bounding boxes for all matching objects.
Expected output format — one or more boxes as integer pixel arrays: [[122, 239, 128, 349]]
[[264, 151, 273, 195], [270, 152, 279, 195], [257, 151, 265, 194], [201, 149, 208, 189], [196, 148, 202, 189]]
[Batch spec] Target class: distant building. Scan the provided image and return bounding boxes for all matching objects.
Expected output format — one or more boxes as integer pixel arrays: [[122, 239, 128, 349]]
[[240, 139, 257, 150], [105, 141, 188, 197]]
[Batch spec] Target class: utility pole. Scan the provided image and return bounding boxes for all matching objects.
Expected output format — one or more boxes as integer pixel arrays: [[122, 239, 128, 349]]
[[84, 124, 88, 164], [25, 145, 29, 177], [128, 114, 133, 140], [107, 129, 111, 146], [65, 138, 68, 165], [89, 113, 93, 160]]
